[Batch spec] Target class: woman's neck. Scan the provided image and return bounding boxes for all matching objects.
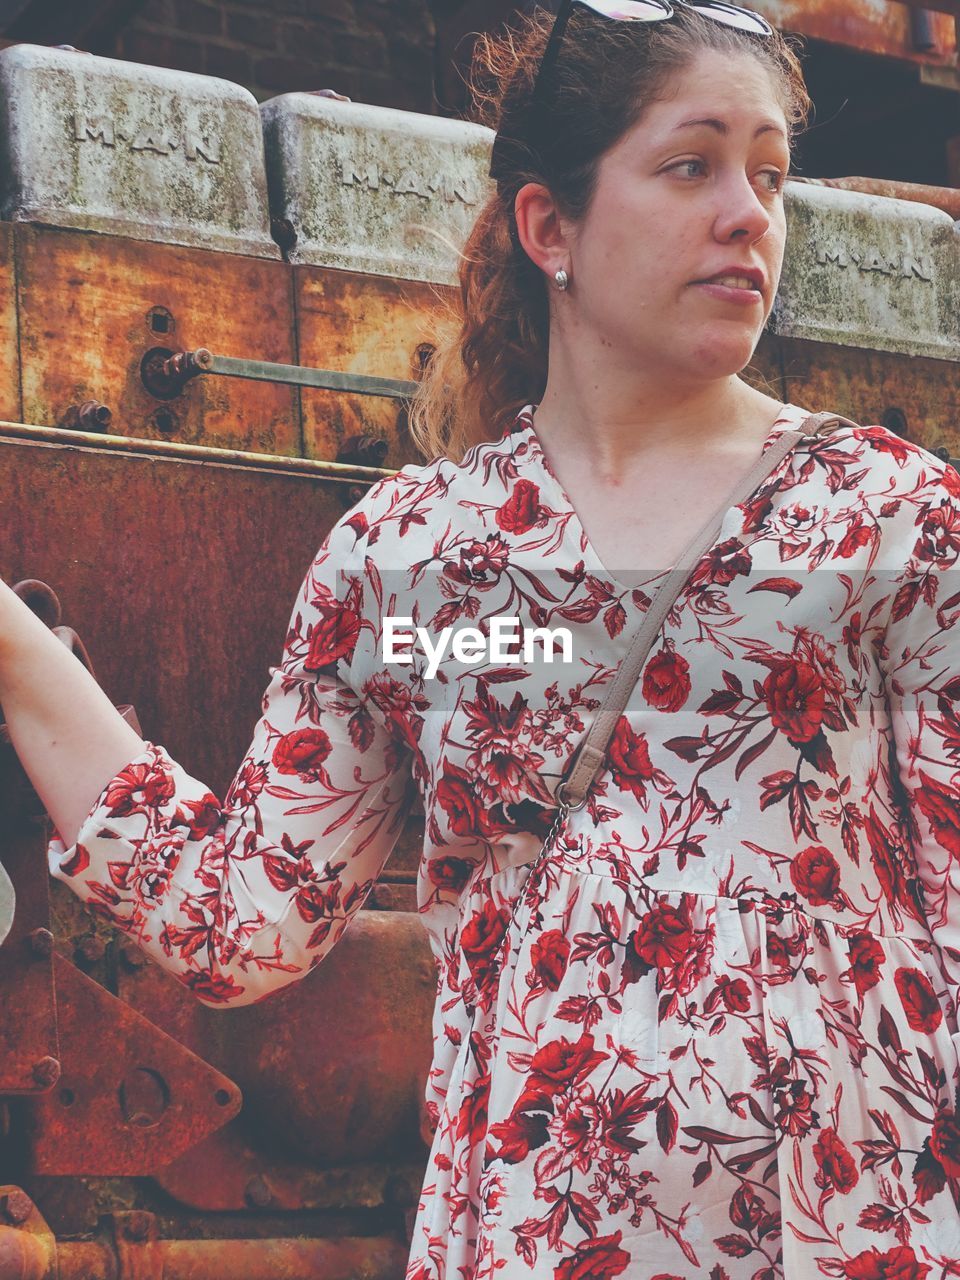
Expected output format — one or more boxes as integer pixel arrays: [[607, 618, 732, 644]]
[[532, 376, 785, 477]]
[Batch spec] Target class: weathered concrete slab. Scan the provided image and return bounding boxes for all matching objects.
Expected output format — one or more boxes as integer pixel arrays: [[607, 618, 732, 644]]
[[0, 44, 279, 259], [261, 94, 495, 284], [773, 180, 960, 363]]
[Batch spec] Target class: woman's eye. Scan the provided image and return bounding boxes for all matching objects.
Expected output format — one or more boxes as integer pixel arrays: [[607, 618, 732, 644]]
[[669, 161, 787, 192], [672, 159, 706, 178]]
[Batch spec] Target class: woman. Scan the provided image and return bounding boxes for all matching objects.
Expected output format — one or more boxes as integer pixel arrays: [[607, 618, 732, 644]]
[[2, 3, 959, 1276]]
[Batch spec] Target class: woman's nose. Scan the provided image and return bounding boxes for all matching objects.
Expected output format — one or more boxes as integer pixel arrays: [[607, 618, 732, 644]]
[[715, 176, 774, 242]]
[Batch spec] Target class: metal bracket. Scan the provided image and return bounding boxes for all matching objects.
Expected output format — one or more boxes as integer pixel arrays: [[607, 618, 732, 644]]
[[141, 347, 419, 400]]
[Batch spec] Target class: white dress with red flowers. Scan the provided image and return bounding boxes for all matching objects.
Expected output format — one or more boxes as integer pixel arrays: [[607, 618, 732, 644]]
[[48, 402, 960, 1278]]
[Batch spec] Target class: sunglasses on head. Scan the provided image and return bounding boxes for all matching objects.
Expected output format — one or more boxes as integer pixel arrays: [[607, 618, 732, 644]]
[[489, 0, 775, 182]]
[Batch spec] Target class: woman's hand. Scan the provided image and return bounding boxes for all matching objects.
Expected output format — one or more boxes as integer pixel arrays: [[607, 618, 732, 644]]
[[0, 576, 146, 847]]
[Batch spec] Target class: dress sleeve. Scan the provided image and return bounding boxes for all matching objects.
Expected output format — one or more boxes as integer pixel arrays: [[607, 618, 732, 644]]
[[47, 509, 416, 1008], [880, 458, 960, 1058]]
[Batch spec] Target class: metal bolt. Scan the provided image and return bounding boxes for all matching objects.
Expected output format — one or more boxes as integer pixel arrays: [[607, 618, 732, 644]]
[[64, 400, 112, 432], [244, 1175, 273, 1208], [2, 1190, 32, 1225], [32, 1056, 61, 1088], [75, 934, 106, 963], [27, 927, 53, 958]]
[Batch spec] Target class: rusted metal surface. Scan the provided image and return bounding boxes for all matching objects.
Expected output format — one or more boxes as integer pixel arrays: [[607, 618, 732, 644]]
[[0, 433, 369, 796], [0, 223, 18, 424], [119, 910, 435, 1173], [1, 434, 430, 1183], [0, 1191, 409, 1280], [0, 1189, 52, 1279], [757, 333, 960, 458], [296, 265, 457, 468], [792, 175, 960, 221], [14, 226, 301, 455], [156, 1121, 427, 1213], [756, 0, 958, 62], [28, 955, 242, 1176], [0, 818, 59, 1095], [0, 420, 393, 484]]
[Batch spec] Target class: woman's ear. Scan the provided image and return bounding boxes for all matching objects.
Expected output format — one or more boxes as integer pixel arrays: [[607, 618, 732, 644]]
[[514, 182, 571, 280]]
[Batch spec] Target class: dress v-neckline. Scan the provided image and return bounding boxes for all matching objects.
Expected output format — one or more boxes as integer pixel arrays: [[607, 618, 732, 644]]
[[509, 401, 813, 592]]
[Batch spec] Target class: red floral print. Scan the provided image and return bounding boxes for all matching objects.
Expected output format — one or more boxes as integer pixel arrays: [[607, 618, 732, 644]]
[[894, 966, 943, 1034], [789, 844, 841, 906], [44, 403, 960, 1277], [762, 659, 825, 742], [813, 1127, 860, 1193], [496, 478, 544, 534], [271, 727, 332, 778], [642, 646, 691, 711], [529, 929, 570, 991], [607, 717, 656, 802], [847, 932, 886, 996]]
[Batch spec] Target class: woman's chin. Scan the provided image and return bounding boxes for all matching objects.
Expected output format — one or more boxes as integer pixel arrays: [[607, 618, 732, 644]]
[[686, 337, 763, 380]]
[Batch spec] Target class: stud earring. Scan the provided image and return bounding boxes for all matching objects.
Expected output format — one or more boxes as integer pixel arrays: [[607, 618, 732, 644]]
[[554, 268, 569, 291]]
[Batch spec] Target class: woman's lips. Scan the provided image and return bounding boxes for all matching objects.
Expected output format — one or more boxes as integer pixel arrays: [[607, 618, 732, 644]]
[[695, 281, 763, 305]]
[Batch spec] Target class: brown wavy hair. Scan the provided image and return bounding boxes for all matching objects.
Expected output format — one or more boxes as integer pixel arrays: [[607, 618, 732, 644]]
[[406, 3, 812, 465]]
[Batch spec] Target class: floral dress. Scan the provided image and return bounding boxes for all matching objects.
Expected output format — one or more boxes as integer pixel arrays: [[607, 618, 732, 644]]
[[48, 401, 960, 1279]]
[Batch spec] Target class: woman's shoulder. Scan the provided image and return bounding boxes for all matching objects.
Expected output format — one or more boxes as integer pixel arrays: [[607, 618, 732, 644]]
[[786, 403, 959, 495], [329, 427, 519, 561]]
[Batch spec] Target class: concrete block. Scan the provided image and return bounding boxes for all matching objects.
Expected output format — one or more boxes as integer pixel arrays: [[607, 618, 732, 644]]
[[773, 180, 959, 362], [261, 93, 494, 283], [0, 44, 279, 259]]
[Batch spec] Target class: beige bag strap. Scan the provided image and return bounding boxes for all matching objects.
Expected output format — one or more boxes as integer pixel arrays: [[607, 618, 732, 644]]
[[554, 410, 859, 813]]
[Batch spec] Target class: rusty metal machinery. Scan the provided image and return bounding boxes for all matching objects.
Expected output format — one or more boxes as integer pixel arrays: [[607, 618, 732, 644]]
[[0, 36, 958, 1280]]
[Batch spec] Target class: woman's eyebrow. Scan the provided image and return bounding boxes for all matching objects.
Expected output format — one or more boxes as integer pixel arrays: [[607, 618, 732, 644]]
[[672, 117, 787, 139]]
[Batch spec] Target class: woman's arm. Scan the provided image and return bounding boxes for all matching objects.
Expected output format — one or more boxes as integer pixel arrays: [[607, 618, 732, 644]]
[[0, 578, 148, 846], [3, 510, 416, 1008]]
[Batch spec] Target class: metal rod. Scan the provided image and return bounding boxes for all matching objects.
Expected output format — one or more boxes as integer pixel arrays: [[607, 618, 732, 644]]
[[192, 349, 420, 398], [0, 421, 398, 483]]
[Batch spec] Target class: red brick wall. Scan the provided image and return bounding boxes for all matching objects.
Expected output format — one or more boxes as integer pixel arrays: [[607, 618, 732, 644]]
[[106, 0, 439, 113]]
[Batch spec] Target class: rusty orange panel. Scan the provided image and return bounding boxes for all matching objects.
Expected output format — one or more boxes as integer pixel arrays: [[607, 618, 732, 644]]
[[120, 910, 435, 1173], [0, 432, 350, 794], [756, 0, 957, 62], [0, 224, 19, 422], [737, 332, 960, 458], [770, 338, 960, 456], [15, 226, 302, 456], [295, 266, 458, 468]]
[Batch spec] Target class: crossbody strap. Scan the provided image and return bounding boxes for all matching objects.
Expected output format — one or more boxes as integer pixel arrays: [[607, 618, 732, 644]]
[[554, 409, 860, 813]]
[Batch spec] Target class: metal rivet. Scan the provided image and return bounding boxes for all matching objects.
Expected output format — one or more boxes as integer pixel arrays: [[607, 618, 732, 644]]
[[244, 1175, 273, 1208], [32, 1057, 61, 1088], [2, 1190, 32, 1225], [27, 927, 53, 958]]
